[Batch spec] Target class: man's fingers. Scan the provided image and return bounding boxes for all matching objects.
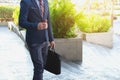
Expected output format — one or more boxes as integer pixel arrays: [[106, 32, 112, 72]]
[[50, 41, 55, 48], [37, 22, 48, 30], [43, 22, 48, 28]]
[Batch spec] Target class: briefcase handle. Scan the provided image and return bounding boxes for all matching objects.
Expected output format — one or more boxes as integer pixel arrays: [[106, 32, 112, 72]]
[[48, 46, 55, 52]]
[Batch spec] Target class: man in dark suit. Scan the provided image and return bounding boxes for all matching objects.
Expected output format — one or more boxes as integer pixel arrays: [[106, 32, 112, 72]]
[[19, 0, 55, 80]]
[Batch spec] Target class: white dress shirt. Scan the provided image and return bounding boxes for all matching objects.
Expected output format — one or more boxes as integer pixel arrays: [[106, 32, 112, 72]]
[[35, 0, 40, 8]]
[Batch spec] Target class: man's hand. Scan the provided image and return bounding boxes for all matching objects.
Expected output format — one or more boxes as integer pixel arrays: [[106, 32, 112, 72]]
[[50, 41, 55, 49], [37, 21, 48, 30]]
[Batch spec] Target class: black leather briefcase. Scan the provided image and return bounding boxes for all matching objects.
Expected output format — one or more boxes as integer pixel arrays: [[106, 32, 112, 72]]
[[45, 48, 61, 75]]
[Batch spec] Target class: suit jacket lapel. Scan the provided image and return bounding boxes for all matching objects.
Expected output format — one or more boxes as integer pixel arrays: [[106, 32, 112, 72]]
[[31, 0, 48, 20], [31, 0, 42, 18]]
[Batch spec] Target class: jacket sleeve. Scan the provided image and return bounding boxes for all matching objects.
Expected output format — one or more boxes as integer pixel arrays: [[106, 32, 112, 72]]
[[19, 0, 38, 30], [47, 9, 54, 42]]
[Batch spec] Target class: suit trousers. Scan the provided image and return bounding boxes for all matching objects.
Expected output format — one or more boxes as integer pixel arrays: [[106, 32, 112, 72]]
[[28, 42, 48, 80]]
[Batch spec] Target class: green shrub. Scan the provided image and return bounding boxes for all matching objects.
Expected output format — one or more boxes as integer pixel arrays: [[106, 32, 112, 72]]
[[12, 6, 20, 25], [114, 6, 120, 10], [76, 12, 111, 33], [115, 13, 120, 16], [12, 6, 25, 30], [100, 12, 110, 16], [50, 0, 77, 38], [0, 6, 14, 19]]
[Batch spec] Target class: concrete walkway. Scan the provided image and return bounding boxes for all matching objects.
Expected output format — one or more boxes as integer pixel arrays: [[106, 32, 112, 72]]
[[0, 26, 33, 80], [0, 17, 120, 80]]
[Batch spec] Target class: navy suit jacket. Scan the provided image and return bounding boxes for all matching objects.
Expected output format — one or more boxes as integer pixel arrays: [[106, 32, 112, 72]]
[[19, 0, 54, 45]]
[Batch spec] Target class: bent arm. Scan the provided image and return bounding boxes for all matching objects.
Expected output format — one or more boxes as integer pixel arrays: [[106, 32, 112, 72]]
[[47, 10, 54, 42], [19, 0, 38, 30]]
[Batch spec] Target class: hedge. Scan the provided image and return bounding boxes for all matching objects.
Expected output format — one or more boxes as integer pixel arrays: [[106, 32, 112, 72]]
[[0, 6, 15, 21]]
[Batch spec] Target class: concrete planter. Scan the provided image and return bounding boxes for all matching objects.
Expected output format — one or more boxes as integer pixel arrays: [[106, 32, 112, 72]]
[[82, 30, 113, 48], [55, 38, 82, 61], [0, 22, 8, 26]]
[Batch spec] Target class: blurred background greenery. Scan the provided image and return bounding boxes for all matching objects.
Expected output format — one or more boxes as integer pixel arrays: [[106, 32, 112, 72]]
[[0, 0, 120, 37]]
